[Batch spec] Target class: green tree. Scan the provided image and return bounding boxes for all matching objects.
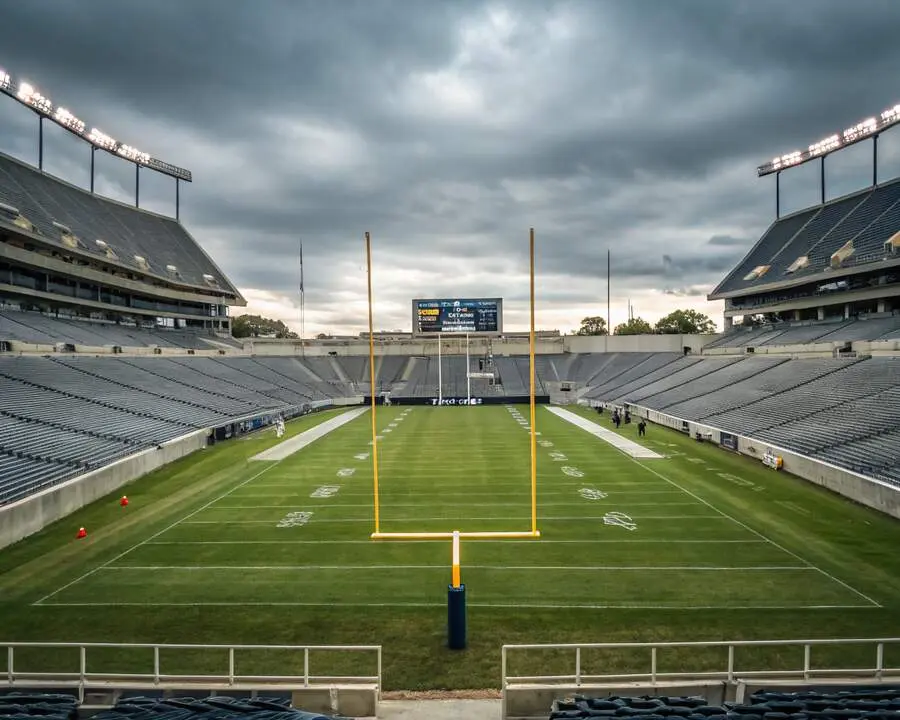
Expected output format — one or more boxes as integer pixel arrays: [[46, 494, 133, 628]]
[[231, 314, 298, 339], [614, 317, 654, 335], [654, 309, 716, 334], [574, 316, 608, 336]]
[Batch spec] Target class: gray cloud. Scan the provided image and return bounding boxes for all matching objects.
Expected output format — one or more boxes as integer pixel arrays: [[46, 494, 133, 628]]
[[2, 0, 900, 334]]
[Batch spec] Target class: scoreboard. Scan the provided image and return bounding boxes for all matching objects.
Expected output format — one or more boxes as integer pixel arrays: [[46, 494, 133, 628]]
[[412, 298, 502, 335]]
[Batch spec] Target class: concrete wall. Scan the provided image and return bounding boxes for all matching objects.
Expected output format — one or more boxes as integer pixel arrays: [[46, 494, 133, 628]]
[[0, 429, 208, 550], [620, 404, 900, 520]]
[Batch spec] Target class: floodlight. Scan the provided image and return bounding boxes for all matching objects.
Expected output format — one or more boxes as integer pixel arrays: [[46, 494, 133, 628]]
[[0, 70, 9, 91], [759, 100, 900, 176], [117, 144, 150, 164], [17, 82, 52, 114], [53, 107, 85, 134], [88, 128, 117, 151]]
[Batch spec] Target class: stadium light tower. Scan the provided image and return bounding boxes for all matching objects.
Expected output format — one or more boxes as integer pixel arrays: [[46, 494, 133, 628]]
[[758, 101, 900, 217], [0, 65, 192, 219]]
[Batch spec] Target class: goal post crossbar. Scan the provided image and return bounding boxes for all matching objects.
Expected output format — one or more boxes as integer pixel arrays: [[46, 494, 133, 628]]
[[370, 531, 542, 541]]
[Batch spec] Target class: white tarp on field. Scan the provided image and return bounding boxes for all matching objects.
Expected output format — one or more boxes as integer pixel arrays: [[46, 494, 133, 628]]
[[251, 407, 368, 462], [545, 407, 664, 459]]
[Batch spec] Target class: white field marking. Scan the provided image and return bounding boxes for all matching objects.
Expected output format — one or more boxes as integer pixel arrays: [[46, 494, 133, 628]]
[[383, 428, 393, 433], [336, 468, 356, 477], [104, 564, 812, 572], [776, 500, 812, 517], [687, 458, 706, 464], [250, 407, 368, 461], [388, 422, 398, 428], [36, 601, 877, 610], [717, 472, 755, 488], [561, 466, 585, 478], [603, 512, 637, 531], [538, 440, 553, 447], [32, 460, 284, 605], [630, 457, 883, 608], [354, 453, 370, 460], [229, 488, 686, 497], [146, 538, 770, 545], [309, 485, 341, 498], [211, 501, 705, 509], [549, 452, 568, 462], [183, 515, 724, 524], [276, 511, 313, 528], [546, 407, 664, 459]]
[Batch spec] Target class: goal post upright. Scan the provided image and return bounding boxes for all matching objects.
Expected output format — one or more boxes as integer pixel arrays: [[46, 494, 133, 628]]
[[529, 227, 538, 535], [365, 231, 381, 535]]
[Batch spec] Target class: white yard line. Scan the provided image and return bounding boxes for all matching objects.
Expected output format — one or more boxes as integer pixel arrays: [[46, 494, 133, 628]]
[[211, 501, 705, 509], [147, 538, 769, 545], [546, 407, 664, 459], [36, 601, 875, 610], [182, 514, 725, 524], [250, 407, 368, 461], [102, 564, 812, 571]]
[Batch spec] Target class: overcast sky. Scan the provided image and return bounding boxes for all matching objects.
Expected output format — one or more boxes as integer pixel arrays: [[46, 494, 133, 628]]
[[3, 0, 900, 336]]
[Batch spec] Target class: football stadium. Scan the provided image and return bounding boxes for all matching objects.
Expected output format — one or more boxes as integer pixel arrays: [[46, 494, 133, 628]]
[[2, 63, 900, 720]]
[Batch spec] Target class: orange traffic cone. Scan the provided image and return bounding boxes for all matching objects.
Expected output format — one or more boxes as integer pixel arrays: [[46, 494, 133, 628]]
[[120, 496, 129, 507], [76, 527, 87, 539]]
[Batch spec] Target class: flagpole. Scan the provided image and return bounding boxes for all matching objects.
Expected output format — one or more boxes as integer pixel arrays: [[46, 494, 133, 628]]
[[299, 240, 305, 356]]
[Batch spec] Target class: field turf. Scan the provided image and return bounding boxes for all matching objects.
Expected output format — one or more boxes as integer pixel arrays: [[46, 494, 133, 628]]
[[2, 404, 900, 689]]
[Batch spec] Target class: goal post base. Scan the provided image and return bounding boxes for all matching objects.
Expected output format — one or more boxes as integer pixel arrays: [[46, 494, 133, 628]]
[[370, 530, 541, 540]]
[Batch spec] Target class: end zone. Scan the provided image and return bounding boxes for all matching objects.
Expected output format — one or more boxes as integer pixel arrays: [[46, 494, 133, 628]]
[[545, 407, 664, 459], [251, 407, 369, 462]]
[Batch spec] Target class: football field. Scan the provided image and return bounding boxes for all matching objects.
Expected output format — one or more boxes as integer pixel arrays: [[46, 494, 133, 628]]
[[2, 404, 900, 688]]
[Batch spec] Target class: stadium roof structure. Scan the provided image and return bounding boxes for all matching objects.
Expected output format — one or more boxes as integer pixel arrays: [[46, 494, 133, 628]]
[[0, 152, 242, 300], [0, 64, 190, 218], [709, 99, 900, 302]]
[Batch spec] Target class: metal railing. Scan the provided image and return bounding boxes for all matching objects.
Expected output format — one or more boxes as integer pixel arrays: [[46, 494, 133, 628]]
[[2, 641, 381, 701], [502, 638, 900, 717]]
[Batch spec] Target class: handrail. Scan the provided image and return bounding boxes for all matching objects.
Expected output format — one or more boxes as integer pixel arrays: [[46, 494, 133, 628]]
[[502, 638, 900, 719], [2, 641, 381, 702]]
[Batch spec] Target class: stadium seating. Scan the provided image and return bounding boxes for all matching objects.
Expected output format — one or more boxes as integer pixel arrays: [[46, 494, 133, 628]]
[[588, 355, 900, 485], [92, 696, 335, 720], [707, 314, 900, 349], [549, 687, 900, 720], [711, 178, 900, 296], [0, 355, 318, 505], [0, 692, 78, 720], [0, 308, 228, 349], [0, 155, 236, 292]]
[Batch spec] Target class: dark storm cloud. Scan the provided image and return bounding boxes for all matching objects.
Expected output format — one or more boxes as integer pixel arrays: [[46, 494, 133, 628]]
[[2, 0, 900, 333]]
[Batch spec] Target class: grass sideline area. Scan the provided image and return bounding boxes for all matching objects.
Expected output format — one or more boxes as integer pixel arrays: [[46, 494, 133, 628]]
[[1, 403, 900, 689]]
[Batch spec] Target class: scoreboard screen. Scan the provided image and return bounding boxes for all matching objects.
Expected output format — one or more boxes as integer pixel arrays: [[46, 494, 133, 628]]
[[413, 298, 502, 335]]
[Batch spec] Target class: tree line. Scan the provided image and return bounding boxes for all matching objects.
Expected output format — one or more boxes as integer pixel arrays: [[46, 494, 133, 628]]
[[574, 309, 716, 336]]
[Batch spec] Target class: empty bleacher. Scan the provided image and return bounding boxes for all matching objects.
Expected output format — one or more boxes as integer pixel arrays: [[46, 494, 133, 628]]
[[708, 314, 900, 349], [589, 354, 900, 485]]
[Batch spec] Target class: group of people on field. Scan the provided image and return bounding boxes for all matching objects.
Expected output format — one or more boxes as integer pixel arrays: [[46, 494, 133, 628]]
[[597, 405, 648, 437]]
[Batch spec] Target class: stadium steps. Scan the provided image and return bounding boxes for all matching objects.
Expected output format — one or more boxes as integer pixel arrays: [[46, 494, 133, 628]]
[[695, 357, 869, 433], [164, 357, 297, 406], [242, 357, 333, 400], [118, 358, 278, 412], [207, 357, 316, 404], [650, 356, 789, 411], [616, 357, 745, 405], [588, 353, 688, 400], [50, 358, 237, 421]]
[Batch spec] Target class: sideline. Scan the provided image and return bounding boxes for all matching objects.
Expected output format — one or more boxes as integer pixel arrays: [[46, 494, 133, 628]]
[[250, 407, 369, 462], [545, 406, 664, 459]]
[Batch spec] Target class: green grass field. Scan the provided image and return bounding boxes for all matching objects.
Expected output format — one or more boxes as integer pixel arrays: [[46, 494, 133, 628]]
[[2, 403, 900, 689]]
